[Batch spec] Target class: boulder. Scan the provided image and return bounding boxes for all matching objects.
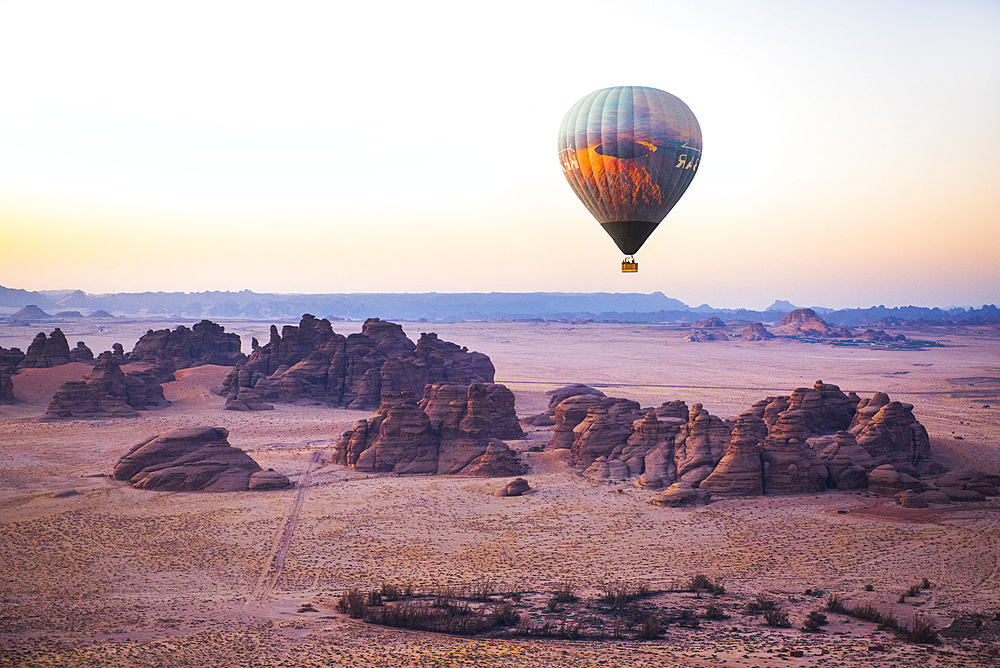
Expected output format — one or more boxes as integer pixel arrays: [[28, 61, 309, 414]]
[[112, 426, 288, 492], [867, 464, 926, 496], [545, 383, 606, 412], [684, 330, 728, 342], [494, 477, 531, 497], [934, 469, 999, 497], [651, 482, 711, 507]]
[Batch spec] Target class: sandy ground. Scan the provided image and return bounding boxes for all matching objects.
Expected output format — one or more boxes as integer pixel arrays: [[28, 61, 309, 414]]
[[1, 320, 999, 667]]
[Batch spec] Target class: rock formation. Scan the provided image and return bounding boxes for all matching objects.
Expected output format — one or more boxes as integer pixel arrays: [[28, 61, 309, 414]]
[[867, 464, 926, 497], [651, 482, 710, 507], [128, 320, 245, 380], [570, 400, 642, 468], [699, 412, 766, 496], [760, 410, 828, 495], [40, 351, 168, 420], [741, 322, 775, 341], [9, 305, 51, 321], [773, 309, 853, 338], [494, 477, 531, 497], [694, 317, 726, 328], [112, 426, 289, 492], [850, 399, 930, 466], [69, 341, 94, 363], [548, 393, 615, 450], [333, 383, 525, 477], [815, 431, 872, 490], [0, 345, 26, 372], [0, 371, 13, 403], [684, 330, 728, 342], [17, 329, 72, 369], [672, 404, 732, 485], [222, 316, 494, 410]]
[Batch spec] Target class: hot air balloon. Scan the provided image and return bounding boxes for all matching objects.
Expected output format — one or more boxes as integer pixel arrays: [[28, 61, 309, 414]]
[[558, 86, 702, 272]]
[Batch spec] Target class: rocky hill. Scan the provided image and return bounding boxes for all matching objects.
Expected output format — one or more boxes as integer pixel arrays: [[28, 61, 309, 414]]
[[222, 316, 494, 411]]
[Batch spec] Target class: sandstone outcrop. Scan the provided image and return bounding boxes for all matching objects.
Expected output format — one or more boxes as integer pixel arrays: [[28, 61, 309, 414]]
[[694, 317, 726, 328], [40, 352, 168, 420], [18, 329, 72, 369], [333, 383, 525, 477], [223, 316, 494, 410], [0, 371, 13, 403], [773, 309, 853, 338], [851, 399, 930, 466], [684, 330, 728, 342], [0, 345, 26, 372], [741, 323, 775, 341], [69, 341, 94, 363], [760, 410, 828, 495], [570, 401, 642, 468], [673, 404, 732, 485], [128, 320, 245, 380], [816, 431, 873, 490], [699, 412, 766, 496], [112, 426, 289, 492], [548, 393, 614, 450]]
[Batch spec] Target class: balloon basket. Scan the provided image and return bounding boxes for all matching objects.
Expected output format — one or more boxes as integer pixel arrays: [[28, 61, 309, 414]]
[[621, 258, 638, 273]]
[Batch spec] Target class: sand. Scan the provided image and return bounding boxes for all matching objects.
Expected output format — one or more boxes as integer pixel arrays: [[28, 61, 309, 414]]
[[1, 320, 999, 667]]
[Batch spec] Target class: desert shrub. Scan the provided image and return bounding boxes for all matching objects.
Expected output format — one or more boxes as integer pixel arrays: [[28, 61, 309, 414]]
[[746, 594, 777, 615], [908, 614, 938, 644], [337, 589, 367, 619], [297, 603, 317, 613], [920, 577, 931, 589], [763, 609, 791, 628], [546, 598, 560, 613], [864, 584, 874, 592], [850, 603, 897, 629], [666, 608, 700, 629], [826, 593, 847, 614], [703, 603, 728, 620], [380, 582, 402, 601], [469, 577, 496, 602], [491, 602, 520, 627], [687, 573, 724, 597], [366, 590, 383, 606], [638, 614, 663, 639], [432, 585, 460, 608], [904, 583, 922, 598], [600, 579, 654, 609], [802, 610, 828, 633], [553, 578, 578, 603]]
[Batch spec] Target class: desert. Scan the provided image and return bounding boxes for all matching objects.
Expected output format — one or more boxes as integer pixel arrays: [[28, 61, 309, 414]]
[[1, 315, 998, 667]]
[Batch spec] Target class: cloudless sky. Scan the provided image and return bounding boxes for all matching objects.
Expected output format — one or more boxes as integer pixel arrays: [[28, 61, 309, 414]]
[[1, 0, 998, 309]]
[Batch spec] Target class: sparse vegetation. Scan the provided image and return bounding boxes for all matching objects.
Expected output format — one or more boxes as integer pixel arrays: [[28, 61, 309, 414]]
[[366, 589, 383, 606], [599, 579, 653, 609], [380, 582, 403, 601], [826, 593, 847, 614], [763, 608, 791, 628], [864, 584, 874, 592], [337, 588, 367, 619], [703, 603, 728, 620], [802, 610, 827, 632], [908, 614, 938, 644], [297, 603, 317, 613], [686, 573, 725, 597], [469, 577, 496, 602], [552, 578, 578, 603], [638, 614, 663, 639], [746, 594, 777, 615]]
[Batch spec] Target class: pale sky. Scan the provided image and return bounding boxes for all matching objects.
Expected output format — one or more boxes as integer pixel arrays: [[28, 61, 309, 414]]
[[1, 0, 998, 309]]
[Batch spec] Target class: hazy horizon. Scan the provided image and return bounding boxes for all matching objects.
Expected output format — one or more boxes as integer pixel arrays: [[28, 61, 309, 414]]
[[2, 0, 998, 308]]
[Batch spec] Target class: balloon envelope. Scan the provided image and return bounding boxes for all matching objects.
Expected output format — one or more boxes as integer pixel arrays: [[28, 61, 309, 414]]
[[558, 86, 702, 256]]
